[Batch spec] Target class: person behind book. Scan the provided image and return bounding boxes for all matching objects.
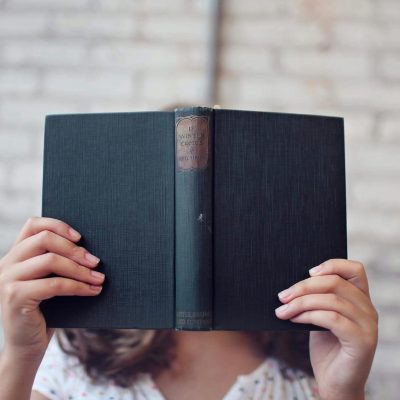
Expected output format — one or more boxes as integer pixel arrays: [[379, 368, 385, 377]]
[[0, 217, 378, 399]]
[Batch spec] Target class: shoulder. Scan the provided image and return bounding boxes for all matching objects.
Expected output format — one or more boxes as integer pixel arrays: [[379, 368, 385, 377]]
[[236, 356, 321, 400], [32, 333, 143, 400], [267, 357, 321, 399]]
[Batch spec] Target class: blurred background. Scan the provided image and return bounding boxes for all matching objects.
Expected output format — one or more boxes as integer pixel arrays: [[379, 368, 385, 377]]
[[0, 0, 399, 398]]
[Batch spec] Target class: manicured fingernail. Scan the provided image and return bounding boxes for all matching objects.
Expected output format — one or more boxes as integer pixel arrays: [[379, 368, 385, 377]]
[[309, 265, 322, 275], [278, 287, 293, 299], [90, 285, 102, 292], [85, 252, 100, 265], [275, 304, 289, 314], [69, 228, 81, 240], [90, 270, 105, 281]]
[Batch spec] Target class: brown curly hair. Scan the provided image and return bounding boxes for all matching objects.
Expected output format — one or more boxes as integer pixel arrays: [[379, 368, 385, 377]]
[[57, 329, 313, 388]]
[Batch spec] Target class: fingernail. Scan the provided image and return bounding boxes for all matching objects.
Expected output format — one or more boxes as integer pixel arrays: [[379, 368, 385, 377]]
[[69, 228, 81, 240], [275, 304, 289, 314], [89, 285, 102, 292], [278, 287, 293, 299], [85, 252, 100, 265], [309, 265, 322, 275], [90, 270, 105, 281]]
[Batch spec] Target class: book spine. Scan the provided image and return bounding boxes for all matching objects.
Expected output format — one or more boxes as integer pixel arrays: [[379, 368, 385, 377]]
[[174, 107, 214, 330]]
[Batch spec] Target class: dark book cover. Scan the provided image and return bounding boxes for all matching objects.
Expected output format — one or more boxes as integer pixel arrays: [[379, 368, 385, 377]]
[[40, 107, 347, 331]]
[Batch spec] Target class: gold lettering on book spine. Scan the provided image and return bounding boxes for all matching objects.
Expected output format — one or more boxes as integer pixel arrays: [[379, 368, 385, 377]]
[[176, 115, 209, 171]]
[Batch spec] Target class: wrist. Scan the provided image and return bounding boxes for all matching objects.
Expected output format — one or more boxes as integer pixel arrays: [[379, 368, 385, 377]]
[[1, 345, 44, 371], [322, 390, 365, 400]]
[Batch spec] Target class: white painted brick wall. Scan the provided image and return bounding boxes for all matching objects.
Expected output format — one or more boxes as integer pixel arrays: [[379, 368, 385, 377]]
[[0, 0, 399, 398]]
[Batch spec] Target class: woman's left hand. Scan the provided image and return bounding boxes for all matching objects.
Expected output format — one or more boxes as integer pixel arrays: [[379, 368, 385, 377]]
[[275, 259, 378, 400]]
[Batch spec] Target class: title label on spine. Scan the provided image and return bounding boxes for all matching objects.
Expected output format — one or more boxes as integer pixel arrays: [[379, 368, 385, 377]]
[[176, 115, 209, 171]]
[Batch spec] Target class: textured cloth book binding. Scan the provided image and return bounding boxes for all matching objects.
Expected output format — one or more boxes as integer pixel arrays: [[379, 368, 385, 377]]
[[40, 107, 347, 331]]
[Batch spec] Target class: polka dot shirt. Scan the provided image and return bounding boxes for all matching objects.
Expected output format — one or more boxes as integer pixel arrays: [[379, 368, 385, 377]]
[[32, 336, 322, 400]]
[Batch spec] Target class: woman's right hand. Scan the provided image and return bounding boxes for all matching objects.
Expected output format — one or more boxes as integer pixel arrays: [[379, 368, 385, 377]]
[[0, 217, 105, 362]]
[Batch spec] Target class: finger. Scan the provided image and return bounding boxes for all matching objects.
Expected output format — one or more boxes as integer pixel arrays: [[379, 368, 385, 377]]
[[1, 253, 105, 286], [275, 293, 371, 330], [277, 274, 373, 316], [289, 310, 359, 345], [13, 217, 81, 247], [8, 230, 100, 268], [2, 278, 102, 309], [308, 258, 370, 297]]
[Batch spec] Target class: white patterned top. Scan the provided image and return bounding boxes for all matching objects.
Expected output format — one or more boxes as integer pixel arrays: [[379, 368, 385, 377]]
[[32, 336, 321, 400]]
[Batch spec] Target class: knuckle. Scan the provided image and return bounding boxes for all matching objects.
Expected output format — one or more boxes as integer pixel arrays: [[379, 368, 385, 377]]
[[26, 216, 39, 228], [48, 278, 63, 291], [328, 293, 342, 308], [294, 281, 308, 296], [321, 259, 333, 269], [43, 252, 59, 265], [328, 274, 342, 290], [73, 262, 85, 277], [354, 261, 365, 274], [37, 229, 52, 245], [328, 311, 341, 324], [362, 328, 378, 348], [291, 296, 304, 311], [0, 269, 8, 288], [72, 246, 86, 258], [371, 306, 379, 323], [2, 282, 20, 304]]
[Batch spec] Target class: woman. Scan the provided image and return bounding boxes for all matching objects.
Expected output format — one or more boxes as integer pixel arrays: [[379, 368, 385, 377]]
[[0, 217, 378, 399]]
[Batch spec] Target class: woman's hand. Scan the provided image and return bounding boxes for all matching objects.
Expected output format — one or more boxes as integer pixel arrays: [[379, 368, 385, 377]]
[[275, 259, 378, 400], [0, 217, 104, 363]]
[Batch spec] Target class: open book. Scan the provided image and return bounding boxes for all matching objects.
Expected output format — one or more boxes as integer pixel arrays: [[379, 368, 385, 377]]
[[41, 107, 347, 331]]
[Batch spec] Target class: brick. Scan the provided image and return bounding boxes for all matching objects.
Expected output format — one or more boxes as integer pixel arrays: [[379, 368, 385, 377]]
[[347, 208, 400, 244], [335, 82, 400, 111], [351, 177, 400, 210], [0, 98, 82, 128], [377, 312, 400, 342], [285, 0, 374, 20], [220, 45, 274, 74], [91, 0, 186, 13], [369, 275, 400, 308], [2, 40, 87, 67], [4, 0, 89, 10], [8, 161, 43, 191], [89, 43, 188, 71], [222, 19, 327, 47], [345, 143, 400, 176], [333, 21, 400, 49], [0, 12, 47, 37], [140, 16, 205, 44], [224, 0, 284, 16], [141, 72, 207, 104], [343, 112, 375, 143], [378, 53, 400, 80], [280, 50, 373, 79], [347, 242, 382, 271], [367, 374, 400, 400], [372, 245, 400, 274], [0, 318, 3, 350], [378, 115, 400, 143], [0, 223, 22, 257], [0, 132, 33, 158], [371, 342, 400, 374], [0, 163, 6, 187], [0, 192, 40, 222], [238, 77, 332, 109], [0, 69, 39, 95], [377, 1, 400, 21], [42, 71, 134, 99], [51, 13, 138, 39]]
